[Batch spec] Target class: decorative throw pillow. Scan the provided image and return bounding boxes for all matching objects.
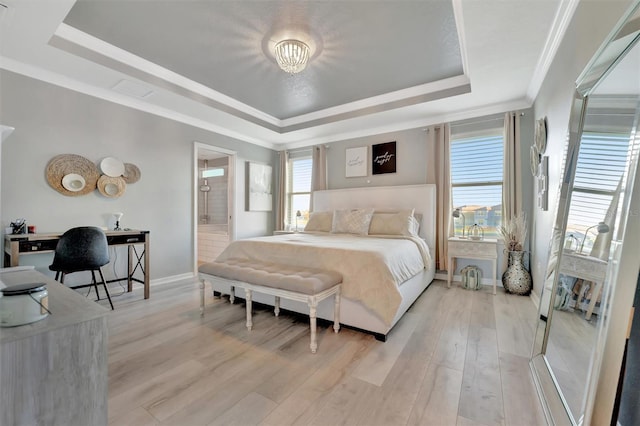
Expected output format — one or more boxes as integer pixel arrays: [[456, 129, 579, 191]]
[[368, 209, 415, 236], [304, 211, 333, 232], [331, 208, 374, 235]]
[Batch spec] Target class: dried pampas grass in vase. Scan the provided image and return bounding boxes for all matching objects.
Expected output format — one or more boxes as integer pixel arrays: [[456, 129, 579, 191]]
[[499, 212, 527, 252]]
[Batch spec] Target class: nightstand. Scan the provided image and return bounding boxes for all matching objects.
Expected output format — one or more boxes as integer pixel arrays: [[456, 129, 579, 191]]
[[447, 237, 498, 295]]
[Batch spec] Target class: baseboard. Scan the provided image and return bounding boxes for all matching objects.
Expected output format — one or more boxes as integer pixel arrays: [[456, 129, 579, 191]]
[[151, 272, 196, 286], [530, 289, 540, 308]]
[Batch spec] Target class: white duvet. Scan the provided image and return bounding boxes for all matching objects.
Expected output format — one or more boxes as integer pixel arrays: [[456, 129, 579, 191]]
[[215, 232, 431, 325]]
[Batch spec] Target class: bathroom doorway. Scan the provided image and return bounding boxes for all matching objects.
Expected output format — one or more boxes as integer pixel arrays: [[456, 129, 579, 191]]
[[193, 142, 235, 272]]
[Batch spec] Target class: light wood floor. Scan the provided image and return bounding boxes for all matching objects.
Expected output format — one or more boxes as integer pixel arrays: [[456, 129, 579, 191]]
[[101, 279, 547, 426]]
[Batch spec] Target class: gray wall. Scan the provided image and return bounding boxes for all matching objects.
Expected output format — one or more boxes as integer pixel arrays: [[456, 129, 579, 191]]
[[323, 115, 535, 279], [0, 70, 275, 282]]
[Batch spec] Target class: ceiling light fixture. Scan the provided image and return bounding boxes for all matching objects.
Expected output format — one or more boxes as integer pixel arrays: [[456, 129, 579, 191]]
[[274, 39, 310, 74]]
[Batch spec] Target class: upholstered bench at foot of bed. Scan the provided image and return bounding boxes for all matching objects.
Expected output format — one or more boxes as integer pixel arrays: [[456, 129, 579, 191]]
[[199, 259, 342, 353]]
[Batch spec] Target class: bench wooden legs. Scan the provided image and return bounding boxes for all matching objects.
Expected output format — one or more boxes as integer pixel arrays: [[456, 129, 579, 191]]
[[245, 289, 253, 330], [308, 300, 318, 353], [274, 296, 280, 317], [334, 288, 341, 334]]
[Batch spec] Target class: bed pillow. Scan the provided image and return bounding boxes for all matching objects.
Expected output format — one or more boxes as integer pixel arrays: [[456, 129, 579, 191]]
[[304, 211, 333, 232], [368, 209, 416, 236], [331, 208, 374, 235]]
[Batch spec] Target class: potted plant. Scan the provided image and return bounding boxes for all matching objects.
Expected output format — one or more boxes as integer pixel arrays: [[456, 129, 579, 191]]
[[498, 212, 532, 295]]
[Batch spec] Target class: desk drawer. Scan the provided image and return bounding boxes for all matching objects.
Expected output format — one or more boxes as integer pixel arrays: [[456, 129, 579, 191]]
[[449, 241, 496, 258], [19, 239, 59, 253], [107, 234, 145, 245]]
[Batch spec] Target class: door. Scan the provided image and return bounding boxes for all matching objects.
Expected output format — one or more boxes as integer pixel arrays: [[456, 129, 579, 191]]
[[193, 142, 235, 273]]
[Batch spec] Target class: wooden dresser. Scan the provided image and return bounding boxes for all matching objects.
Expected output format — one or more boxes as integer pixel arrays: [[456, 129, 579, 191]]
[[0, 268, 108, 425]]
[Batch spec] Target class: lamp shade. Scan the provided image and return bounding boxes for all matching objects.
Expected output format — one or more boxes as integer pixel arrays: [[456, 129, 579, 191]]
[[275, 39, 310, 74]]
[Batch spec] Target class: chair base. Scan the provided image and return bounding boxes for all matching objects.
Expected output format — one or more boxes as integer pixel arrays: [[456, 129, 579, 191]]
[[55, 268, 114, 310]]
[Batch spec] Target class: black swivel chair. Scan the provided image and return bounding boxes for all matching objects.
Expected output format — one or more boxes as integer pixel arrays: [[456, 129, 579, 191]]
[[49, 226, 114, 310]]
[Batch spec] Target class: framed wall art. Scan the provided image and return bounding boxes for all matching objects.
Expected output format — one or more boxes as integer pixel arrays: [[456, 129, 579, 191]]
[[372, 141, 396, 175], [345, 146, 367, 177], [246, 162, 272, 211]]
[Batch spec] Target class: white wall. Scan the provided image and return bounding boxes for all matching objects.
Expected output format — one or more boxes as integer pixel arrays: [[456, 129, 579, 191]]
[[0, 70, 275, 282]]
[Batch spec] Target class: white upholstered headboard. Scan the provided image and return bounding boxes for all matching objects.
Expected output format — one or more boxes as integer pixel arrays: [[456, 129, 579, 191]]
[[312, 184, 437, 250]]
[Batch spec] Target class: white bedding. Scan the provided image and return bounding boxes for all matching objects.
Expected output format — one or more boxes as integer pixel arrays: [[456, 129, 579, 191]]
[[215, 232, 431, 325]]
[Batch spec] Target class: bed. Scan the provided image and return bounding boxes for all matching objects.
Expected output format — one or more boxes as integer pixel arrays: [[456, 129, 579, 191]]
[[199, 184, 436, 340]]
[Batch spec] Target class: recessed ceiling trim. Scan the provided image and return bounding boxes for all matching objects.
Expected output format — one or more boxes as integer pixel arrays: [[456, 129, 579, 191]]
[[280, 75, 471, 127], [0, 55, 277, 149], [280, 79, 472, 133], [526, 0, 580, 101], [52, 23, 282, 127], [451, 0, 470, 76]]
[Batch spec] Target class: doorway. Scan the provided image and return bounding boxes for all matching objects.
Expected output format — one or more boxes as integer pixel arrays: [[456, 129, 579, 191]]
[[193, 142, 235, 272]]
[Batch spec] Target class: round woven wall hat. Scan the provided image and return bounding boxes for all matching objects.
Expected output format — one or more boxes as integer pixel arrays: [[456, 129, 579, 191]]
[[46, 154, 99, 196], [122, 163, 141, 184], [97, 175, 126, 198]]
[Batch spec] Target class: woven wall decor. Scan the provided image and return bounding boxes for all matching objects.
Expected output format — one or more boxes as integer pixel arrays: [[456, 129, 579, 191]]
[[97, 175, 126, 198], [122, 163, 141, 184], [46, 154, 100, 197]]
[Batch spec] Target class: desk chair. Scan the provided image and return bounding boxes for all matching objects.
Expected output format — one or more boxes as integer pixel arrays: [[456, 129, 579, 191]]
[[49, 226, 114, 310]]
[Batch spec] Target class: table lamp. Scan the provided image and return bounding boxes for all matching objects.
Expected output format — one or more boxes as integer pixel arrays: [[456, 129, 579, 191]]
[[113, 212, 123, 231], [579, 221, 609, 253], [452, 208, 466, 238]]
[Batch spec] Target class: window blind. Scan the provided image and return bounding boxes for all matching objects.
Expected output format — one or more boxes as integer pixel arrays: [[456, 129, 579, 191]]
[[286, 152, 312, 229], [566, 132, 631, 250], [450, 133, 504, 236]]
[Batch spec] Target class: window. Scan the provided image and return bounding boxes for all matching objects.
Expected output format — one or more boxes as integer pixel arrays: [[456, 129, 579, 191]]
[[287, 150, 312, 230], [450, 129, 504, 237]]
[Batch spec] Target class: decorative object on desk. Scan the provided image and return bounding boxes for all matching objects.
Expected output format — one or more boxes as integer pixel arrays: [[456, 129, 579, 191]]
[[579, 221, 610, 254], [10, 219, 27, 234], [27, 225, 36, 234], [97, 175, 126, 198], [461, 265, 482, 290], [99, 156, 125, 177], [246, 162, 273, 211], [468, 223, 484, 240], [113, 212, 123, 231], [372, 141, 396, 175], [122, 163, 141, 184], [0, 283, 49, 327], [345, 146, 367, 177], [452, 207, 466, 238], [295, 210, 302, 231], [499, 212, 532, 295], [46, 154, 99, 196]]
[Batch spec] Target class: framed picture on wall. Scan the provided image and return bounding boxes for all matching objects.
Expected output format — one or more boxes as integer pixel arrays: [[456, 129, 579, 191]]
[[345, 146, 367, 177], [372, 141, 396, 175], [246, 162, 272, 211]]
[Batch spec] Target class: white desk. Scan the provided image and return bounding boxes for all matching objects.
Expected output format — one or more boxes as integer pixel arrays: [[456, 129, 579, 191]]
[[448, 237, 498, 295], [559, 251, 607, 320]]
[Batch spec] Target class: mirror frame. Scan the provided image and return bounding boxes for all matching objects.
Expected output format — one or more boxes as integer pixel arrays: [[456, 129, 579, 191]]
[[530, 1, 640, 424]]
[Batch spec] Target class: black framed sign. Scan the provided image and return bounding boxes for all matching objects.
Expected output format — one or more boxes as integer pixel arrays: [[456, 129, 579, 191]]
[[372, 141, 396, 175]]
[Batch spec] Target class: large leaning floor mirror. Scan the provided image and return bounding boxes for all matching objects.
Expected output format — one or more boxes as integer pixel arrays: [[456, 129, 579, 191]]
[[530, 1, 640, 425]]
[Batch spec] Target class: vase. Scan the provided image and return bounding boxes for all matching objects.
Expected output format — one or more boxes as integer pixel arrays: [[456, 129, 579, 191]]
[[502, 250, 532, 295]]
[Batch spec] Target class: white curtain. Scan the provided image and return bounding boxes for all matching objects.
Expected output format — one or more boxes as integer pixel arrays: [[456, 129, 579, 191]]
[[426, 124, 451, 271], [503, 112, 522, 221], [310, 145, 327, 211], [275, 150, 288, 231]]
